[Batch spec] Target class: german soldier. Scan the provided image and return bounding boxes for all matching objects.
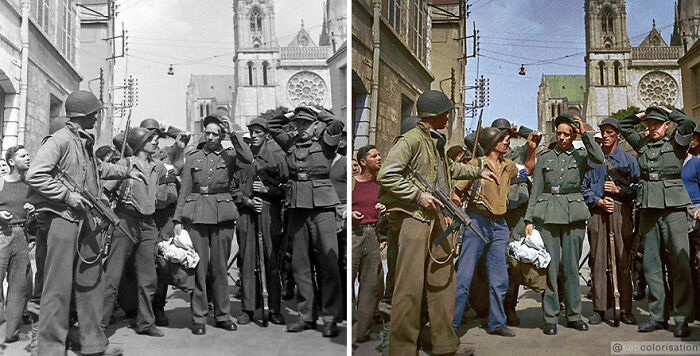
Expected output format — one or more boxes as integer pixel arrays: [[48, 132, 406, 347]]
[[377, 90, 497, 356], [581, 117, 639, 326], [172, 113, 254, 335], [232, 117, 287, 326], [101, 127, 177, 337], [524, 113, 605, 336], [619, 106, 696, 337], [26, 90, 145, 356], [268, 106, 344, 337]]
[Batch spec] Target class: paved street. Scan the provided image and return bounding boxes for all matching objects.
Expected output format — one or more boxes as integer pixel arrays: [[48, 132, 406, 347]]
[[5, 270, 347, 356], [353, 265, 700, 356]]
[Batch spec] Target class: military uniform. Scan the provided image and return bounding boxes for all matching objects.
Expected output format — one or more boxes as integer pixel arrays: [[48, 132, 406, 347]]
[[524, 121, 604, 328], [377, 120, 482, 355], [619, 107, 696, 327], [173, 134, 252, 328], [231, 139, 288, 318], [268, 108, 344, 331]]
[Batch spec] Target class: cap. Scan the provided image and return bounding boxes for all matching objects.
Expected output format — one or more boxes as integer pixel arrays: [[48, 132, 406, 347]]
[[594, 132, 602, 140], [645, 106, 669, 122], [554, 113, 576, 128], [247, 117, 269, 131], [202, 114, 224, 129], [293, 106, 317, 122], [598, 117, 620, 131]]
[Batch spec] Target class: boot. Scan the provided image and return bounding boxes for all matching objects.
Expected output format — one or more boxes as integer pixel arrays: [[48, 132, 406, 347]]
[[505, 308, 520, 326]]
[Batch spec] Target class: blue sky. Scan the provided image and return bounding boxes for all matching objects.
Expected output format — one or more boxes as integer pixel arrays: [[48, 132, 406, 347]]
[[463, 0, 676, 132], [115, 0, 326, 129]]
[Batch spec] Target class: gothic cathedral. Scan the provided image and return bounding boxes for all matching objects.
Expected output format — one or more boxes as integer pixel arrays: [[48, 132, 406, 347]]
[[584, 0, 683, 127], [233, 0, 333, 127]]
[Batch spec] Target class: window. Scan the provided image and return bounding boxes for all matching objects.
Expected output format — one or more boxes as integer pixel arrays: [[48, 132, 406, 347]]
[[551, 104, 555, 118], [693, 67, 700, 103], [601, 9, 614, 34], [614, 61, 621, 85], [598, 61, 606, 85], [247, 61, 254, 86], [412, 0, 425, 61], [250, 8, 262, 34], [387, 0, 401, 33], [59, 0, 75, 62], [199, 103, 204, 118], [33, 0, 53, 36], [262, 61, 269, 85]]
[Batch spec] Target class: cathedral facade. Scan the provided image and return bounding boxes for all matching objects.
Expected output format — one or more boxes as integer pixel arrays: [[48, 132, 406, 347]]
[[232, 0, 332, 128], [583, 0, 683, 127]]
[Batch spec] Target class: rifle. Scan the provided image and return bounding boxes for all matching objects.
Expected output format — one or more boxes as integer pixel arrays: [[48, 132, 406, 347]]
[[57, 167, 137, 261], [607, 206, 621, 326], [255, 208, 269, 327], [407, 165, 488, 247], [120, 109, 132, 159], [471, 109, 483, 160]]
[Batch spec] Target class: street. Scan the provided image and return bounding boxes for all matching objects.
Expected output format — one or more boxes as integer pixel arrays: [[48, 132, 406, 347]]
[[4, 268, 347, 356], [353, 265, 700, 356]]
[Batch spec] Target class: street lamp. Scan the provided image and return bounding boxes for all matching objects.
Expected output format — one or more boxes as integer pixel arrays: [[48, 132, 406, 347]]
[[168, 64, 174, 75], [519, 64, 526, 76]]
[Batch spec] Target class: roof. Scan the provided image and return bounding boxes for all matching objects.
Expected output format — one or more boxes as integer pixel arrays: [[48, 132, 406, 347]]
[[639, 21, 669, 47], [287, 22, 317, 47], [188, 75, 235, 102], [542, 75, 586, 103]]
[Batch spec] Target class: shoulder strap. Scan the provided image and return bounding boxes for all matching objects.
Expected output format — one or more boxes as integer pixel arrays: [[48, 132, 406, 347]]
[[604, 159, 631, 186], [466, 158, 482, 209]]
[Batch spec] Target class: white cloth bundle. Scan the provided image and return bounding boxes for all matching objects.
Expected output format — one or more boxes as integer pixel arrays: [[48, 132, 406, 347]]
[[507, 228, 551, 269], [158, 229, 199, 268]]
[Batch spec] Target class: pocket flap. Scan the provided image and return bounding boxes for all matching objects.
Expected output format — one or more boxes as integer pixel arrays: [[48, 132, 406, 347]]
[[663, 180, 684, 187], [215, 193, 233, 202], [312, 180, 333, 188]]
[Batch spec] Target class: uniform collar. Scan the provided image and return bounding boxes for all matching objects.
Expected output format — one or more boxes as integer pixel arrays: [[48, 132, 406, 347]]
[[553, 144, 575, 155], [202, 145, 224, 155], [605, 145, 623, 162]]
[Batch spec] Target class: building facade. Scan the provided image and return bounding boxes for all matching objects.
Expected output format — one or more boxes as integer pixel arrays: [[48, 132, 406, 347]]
[[430, 0, 466, 148], [537, 74, 586, 143], [0, 0, 82, 156], [583, 0, 683, 127], [324, 0, 348, 122], [185, 75, 237, 143], [351, 0, 433, 156], [232, 0, 332, 128], [672, 0, 700, 53]]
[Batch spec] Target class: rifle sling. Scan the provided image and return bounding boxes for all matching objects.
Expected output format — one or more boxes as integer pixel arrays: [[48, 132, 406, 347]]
[[604, 159, 631, 187]]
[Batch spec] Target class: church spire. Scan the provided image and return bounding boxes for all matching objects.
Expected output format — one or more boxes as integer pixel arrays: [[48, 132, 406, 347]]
[[319, 1, 331, 46]]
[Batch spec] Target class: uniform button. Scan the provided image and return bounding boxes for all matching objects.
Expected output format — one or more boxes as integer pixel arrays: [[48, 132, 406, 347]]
[[559, 177, 563, 180]]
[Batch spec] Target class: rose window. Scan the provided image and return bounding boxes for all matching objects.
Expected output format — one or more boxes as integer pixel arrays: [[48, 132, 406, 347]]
[[287, 71, 327, 106], [638, 71, 678, 107]]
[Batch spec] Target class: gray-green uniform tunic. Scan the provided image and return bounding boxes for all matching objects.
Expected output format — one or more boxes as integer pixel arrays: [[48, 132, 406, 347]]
[[619, 109, 696, 323], [524, 131, 604, 324]]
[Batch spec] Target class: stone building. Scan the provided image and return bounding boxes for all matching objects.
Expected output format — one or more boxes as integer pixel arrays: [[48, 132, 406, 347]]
[[185, 75, 236, 142], [0, 0, 82, 155], [78, 0, 115, 146], [675, 0, 700, 121], [583, 0, 683, 127], [430, 0, 467, 148], [231, 0, 332, 128], [537, 75, 586, 142], [671, 0, 700, 53], [324, 0, 348, 121], [352, 0, 433, 156]]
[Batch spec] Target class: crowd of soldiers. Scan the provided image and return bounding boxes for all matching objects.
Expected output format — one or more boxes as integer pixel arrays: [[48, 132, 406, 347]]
[[351, 89, 699, 355], [0, 89, 346, 356]]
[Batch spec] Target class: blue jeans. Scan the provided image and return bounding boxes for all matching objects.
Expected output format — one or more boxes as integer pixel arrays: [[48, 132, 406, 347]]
[[0, 225, 29, 340], [453, 211, 509, 332]]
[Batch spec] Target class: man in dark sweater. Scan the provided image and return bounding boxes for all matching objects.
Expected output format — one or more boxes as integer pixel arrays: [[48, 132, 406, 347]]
[[682, 135, 700, 321], [0, 145, 32, 343]]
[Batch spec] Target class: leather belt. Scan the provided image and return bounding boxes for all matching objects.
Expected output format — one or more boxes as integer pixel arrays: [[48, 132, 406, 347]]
[[510, 176, 528, 185], [640, 172, 681, 181], [194, 186, 229, 194], [289, 172, 330, 181], [468, 204, 504, 220], [543, 185, 581, 194]]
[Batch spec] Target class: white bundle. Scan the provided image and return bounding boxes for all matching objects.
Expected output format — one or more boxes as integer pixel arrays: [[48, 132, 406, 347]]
[[158, 229, 200, 268], [507, 228, 551, 269]]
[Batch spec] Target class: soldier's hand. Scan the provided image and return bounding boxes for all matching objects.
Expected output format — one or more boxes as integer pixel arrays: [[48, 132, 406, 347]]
[[418, 192, 443, 211], [253, 180, 268, 194], [574, 118, 585, 135], [527, 132, 541, 149], [524, 222, 533, 237], [658, 106, 673, 113], [0, 211, 12, 224], [23, 203, 35, 214], [128, 170, 148, 184], [598, 197, 615, 213], [174, 223, 182, 237], [480, 170, 499, 184], [635, 111, 647, 120], [510, 125, 519, 137], [66, 192, 91, 212], [352, 210, 365, 224], [604, 177, 620, 194], [693, 208, 700, 220], [379, 241, 387, 252], [326, 120, 344, 136], [249, 197, 264, 214], [375, 203, 387, 215]]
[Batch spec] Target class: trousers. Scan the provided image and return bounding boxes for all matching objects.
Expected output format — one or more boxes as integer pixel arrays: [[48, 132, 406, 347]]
[[0, 225, 29, 340], [351, 224, 383, 341]]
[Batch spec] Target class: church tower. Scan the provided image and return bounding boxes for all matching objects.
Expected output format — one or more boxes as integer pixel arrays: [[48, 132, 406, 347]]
[[584, 0, 632, 127], [233, 0, 278, 49]]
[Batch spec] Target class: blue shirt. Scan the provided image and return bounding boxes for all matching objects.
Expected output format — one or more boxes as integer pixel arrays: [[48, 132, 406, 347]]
[[682, 155, 700, 204], [582, 145, 640, 209]]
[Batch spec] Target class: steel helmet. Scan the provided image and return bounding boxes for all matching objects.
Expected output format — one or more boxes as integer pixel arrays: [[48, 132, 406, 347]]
[[478, 127, 509, 154], [64, 90, 102, 118], [126, 127, 155, 154], [463, 132, 484, 158], [416, 90, 453, 118], [491, 118, 512, 131], [140, 118, 160, 130]]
